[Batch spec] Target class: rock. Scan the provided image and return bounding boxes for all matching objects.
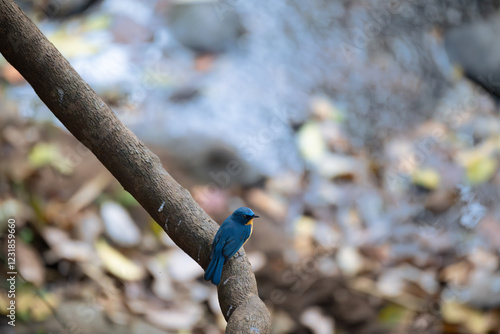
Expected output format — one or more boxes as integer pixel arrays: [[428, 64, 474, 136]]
[[445, 15, 500, 100], [167, 1, 243, 54], [24, 0, 102, 19]]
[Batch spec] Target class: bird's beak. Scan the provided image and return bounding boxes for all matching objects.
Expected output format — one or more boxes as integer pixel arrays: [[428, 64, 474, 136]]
[[253, 215, 260, 218]]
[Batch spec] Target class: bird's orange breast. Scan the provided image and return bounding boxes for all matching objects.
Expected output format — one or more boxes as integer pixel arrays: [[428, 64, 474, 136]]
[[243, 219, 253, 245]]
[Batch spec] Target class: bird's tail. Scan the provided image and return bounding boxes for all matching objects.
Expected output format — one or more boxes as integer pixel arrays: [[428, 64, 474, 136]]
[[204, 254, 224, 285]]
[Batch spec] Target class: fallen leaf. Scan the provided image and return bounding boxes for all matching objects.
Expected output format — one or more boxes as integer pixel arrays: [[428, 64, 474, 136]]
[[317, 153, 360, 181], [17, 241, 45, 287], [442, 301, 489, 334], [273, 310, 297, 334], [47, 30, 99, 58], [167, 249, 204, 282], [300, 307, 335, 334], [43, 227, 94, 262], [28, 143, 73, 175], [457, 143, 498, 185], [146, 252, 175, 301], [441, 261, 471, 286], [378, 303, 411, 328], [310, 95, 343, 122], [466, 156, 497, 185], [412, 168, 440, 190], [293, 216, 316, 256], [246, 188, 288, 221], [145, 304, 203, 330], [101, 201, 141, 247], [336, 246, 363, 276], [17, 290, 59, 322], [96, 239, 146, 281], [66, 171, 113, 215], [297, 121, 327, 163]]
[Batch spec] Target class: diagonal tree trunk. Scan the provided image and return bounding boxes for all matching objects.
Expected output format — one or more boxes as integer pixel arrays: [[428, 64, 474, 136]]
[[0, 1, 271, 332]]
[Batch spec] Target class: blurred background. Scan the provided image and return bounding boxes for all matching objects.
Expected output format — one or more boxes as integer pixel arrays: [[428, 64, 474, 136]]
[[1, 0, 500, 333]]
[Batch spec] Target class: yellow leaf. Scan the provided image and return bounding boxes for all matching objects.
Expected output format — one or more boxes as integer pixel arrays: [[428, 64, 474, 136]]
[[457, 140, 498, 185], [116, 189, 139, 207], [150, 219, 164, 237], [29, 143, 73, 175], [336, 246, 363, 276], [293, 216, 316, 237], [96, 239, 146, 281], [29, 143, 59, 168], [297, 121, 327, 163], [466, 156, 497, 185], [293, 216, 316, 256], [442, 301, 467, 323], [30, 293, 58, 322], [442, 301, 489, 334], [16, 291, 58, 322], [47, 31, 99, 58], [378, 303, 410, 327], [310, 95, 344, 122], [412, 168, 440, 190], [82, 14, 112, 32]]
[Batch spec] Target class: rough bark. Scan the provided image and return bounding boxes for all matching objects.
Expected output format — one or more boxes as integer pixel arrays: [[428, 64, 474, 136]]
[[0, 1, 271, 332]]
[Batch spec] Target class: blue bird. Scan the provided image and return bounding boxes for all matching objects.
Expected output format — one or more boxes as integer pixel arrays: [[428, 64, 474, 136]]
[[204, 207, 259, 285]]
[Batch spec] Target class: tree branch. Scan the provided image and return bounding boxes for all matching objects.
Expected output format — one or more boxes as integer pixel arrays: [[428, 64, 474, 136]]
[[0, 1, 271, 332]]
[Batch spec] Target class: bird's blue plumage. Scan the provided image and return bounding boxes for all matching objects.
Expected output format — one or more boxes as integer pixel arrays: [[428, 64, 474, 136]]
[[204, 207, 259, 285]]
